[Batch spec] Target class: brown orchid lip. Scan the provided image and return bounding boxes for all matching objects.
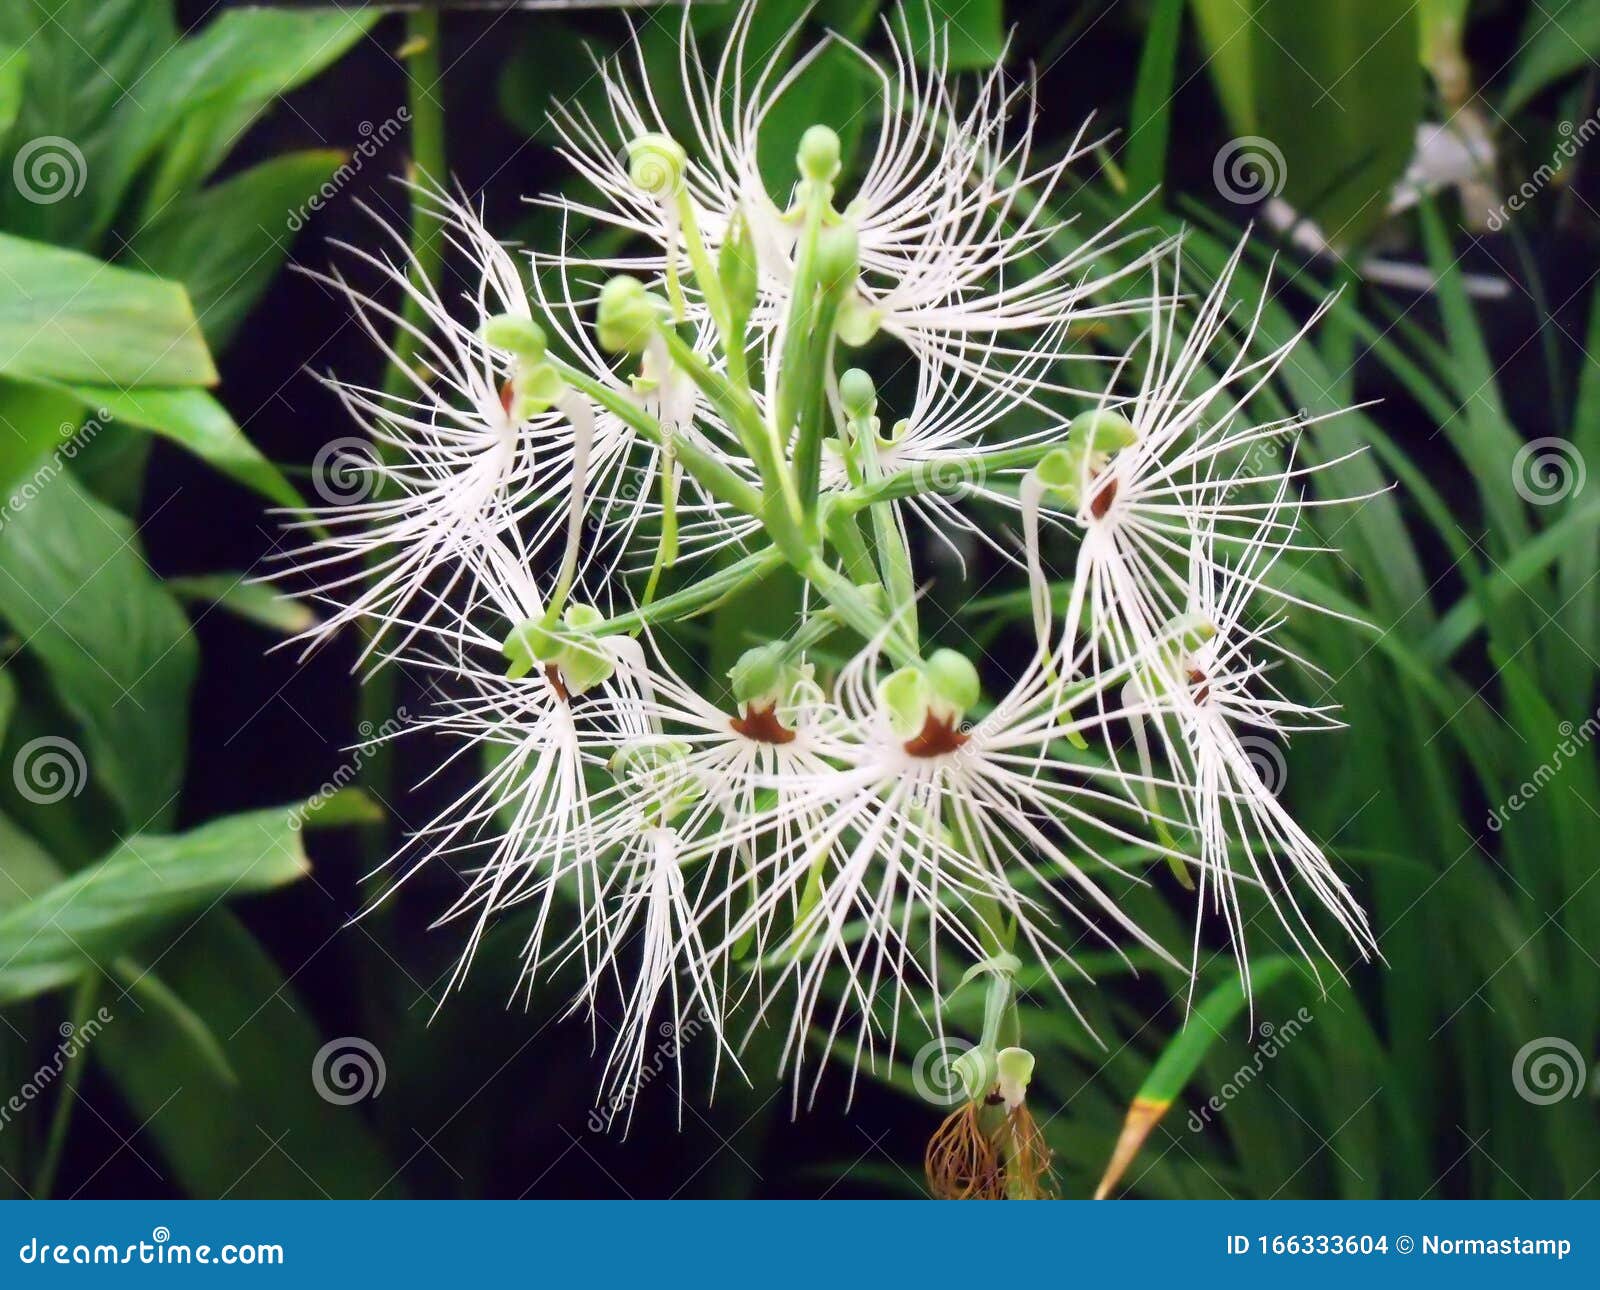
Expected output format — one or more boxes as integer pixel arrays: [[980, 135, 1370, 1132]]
[[729, 701, 796, 745], [902, 711, 969, 758], [544, 663, 570, 703], [1089, 473, 1119, 519]]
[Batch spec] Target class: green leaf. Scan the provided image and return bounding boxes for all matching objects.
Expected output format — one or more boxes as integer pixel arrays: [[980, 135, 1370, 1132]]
[[0, 806, 310, 1004], [0, 43, 25, 144], [1504, 0, 1600, 114], [0, 234, 216, 388], [0, 470, 196, 826], [1126, 0, 1186, 199], [166, 574, 316, 636], [1094, 959, 1299, 1198], [126, 9, 380, 218], [0, 0, 176, 246], [0, 375, 84, 496], [1193, 0, 1421, 247], [61, 385, 302, 509], [899, 0, 1006, 70], [94, 911, 401, 1198], [127, 151, 345, 351]]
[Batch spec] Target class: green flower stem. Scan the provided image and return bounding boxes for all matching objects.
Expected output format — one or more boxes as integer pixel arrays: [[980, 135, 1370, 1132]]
[[34, 973, 100, 1199], [842, 442, 1059, 510], [850, 416, 918, 651], [823, 500, 879, 585], [802, 557, 920, 668], [652, 326, 808, 562], [774, 184, 829, 442], [793, 308, 843, 518], [383, 10, 447, 401], [362, 6, 447, 874], [549, 359, 763, 520], [592, 544, 785, 637], [673, 189, 730, 343]]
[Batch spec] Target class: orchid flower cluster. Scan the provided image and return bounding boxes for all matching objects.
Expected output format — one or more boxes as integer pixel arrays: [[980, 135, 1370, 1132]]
[[282, 5, 1378, 1143]]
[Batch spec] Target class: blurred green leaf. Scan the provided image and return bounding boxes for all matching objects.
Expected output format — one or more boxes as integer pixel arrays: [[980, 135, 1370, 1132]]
[[166, 574, 316, 636], [61, 385, 302, 509], [1192, 0, 1420, 247], [0, 376, 84, 496], [1126, 0, 1186, 198], [0, 806, 311, 1004], [116, 9, 379, 229], [0, 43, 25, 144], [0, 234, 216, 388], [0, 470, 196, 826], [1504, 0, 1600, 113], [95, 912, 401, 1198], [128, 150, 345, 351], [0, 0, 175, 245], [900, 0, 1006, 70]]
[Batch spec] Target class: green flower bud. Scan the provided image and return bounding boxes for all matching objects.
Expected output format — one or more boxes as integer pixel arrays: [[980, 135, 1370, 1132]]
[[951, 1046, 999, 1103], [728, 641, 787, 706], [502, 618, 559, 680], [796, 124, 841, 184], [1065, 408, 1137, 455], [718, 206, 760, 324], [597, 276, 665, 354], [555, 603, 613, 695], [995, 1046, 1035, 1110], [878, 665, 930, 739], [839, 368, 876, 422], [814, 222, 859, 290], [925, 648, 980, 718], [835, 290, 881, 347], [626, 132, 687, 198], [482, 314, 547, 361], [509, 363, 565, 419]]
